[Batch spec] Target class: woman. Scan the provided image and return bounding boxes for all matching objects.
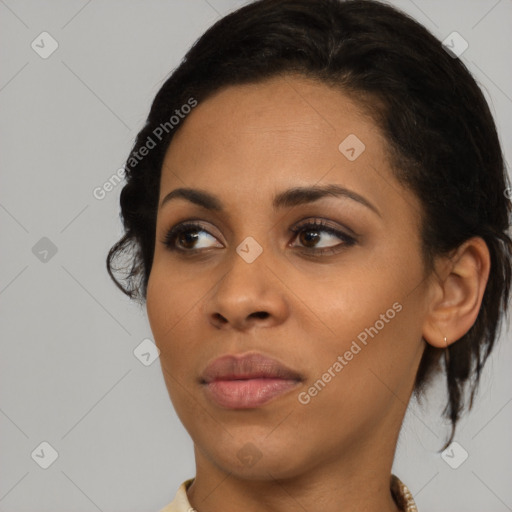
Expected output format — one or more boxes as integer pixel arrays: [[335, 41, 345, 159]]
[[107, 1, 512, 510]]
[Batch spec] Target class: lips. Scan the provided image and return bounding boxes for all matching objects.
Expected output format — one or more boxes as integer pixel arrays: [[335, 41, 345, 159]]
[[201, 352, 303, 383], [200, 352, 304, 409]]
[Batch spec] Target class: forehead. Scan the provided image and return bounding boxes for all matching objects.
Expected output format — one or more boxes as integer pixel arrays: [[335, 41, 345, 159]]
[[166, 76, 377, 165], [158, 75, 415, 221]]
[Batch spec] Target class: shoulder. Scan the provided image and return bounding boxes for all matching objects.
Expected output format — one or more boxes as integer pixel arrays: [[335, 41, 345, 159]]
[[158, 478, 195, 512]]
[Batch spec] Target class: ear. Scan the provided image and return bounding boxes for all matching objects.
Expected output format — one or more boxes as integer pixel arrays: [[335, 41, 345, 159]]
[[422, 237, 491, 348]]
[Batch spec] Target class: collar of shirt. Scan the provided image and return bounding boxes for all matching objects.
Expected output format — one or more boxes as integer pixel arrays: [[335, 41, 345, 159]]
[[158, 474, 418, 512]]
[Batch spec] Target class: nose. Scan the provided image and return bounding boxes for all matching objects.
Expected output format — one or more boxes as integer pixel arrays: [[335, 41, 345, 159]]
[[205, 249, 289, 331]]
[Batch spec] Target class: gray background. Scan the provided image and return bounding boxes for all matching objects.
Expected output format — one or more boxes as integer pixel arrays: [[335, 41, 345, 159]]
[[1, 0, 511, 511]]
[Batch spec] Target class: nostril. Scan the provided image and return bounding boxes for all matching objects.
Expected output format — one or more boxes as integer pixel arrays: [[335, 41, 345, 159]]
[[213, 313, 228, 324], [251, 311, 269, 319]]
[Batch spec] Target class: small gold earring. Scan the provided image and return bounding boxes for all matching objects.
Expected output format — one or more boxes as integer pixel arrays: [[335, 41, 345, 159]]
[[444, 337, 450, 366]]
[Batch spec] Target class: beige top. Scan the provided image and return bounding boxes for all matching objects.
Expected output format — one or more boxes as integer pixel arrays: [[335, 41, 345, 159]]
[[159, 474, 418, 512]]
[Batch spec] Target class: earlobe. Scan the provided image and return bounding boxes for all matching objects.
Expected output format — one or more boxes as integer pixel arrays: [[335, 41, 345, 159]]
[[422, 237, 491, 348]]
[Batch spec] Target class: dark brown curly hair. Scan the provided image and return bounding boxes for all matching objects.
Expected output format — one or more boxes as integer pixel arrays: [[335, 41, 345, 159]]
[[107, 0, 512, 448]]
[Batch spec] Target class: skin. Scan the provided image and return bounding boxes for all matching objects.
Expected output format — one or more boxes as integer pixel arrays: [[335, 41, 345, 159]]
[[146, 74, 490, 512]]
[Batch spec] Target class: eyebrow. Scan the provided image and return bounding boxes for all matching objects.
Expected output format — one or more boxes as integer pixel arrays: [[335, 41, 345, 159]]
[[159, 184, 381, 217]]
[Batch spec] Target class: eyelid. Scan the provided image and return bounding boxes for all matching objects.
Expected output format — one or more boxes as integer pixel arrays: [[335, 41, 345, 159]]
[[161, 216, 358, 254], [163, 218, 223, 240], [291, 216, 360, 238]]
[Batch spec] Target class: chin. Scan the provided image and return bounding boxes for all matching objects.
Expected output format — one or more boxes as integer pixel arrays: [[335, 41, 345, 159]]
[[202, 434, 312, 481]]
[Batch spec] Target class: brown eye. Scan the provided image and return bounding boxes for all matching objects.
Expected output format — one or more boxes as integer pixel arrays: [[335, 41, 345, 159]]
[[290, 219, 356, 254], [298, 229, 322, 248], [176, 230, 200, 250], [163, 222, 222, 252]]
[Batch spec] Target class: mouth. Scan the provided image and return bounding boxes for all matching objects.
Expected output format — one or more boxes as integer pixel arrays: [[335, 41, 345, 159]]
[[200, 352, 304, 409]]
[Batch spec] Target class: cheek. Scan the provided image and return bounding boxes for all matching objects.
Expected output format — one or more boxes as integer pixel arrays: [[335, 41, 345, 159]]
[[146, 266, 201, 364], [146, 268, 204, 415], [291, 253, 424, 385], [146, 261, 203, 336], [290, 262, 403, 340], [294, 301, 422, 436]]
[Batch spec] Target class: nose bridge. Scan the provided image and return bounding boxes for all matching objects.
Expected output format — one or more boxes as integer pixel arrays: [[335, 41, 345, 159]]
[[218, 237, 269, 304], [206, 234, 288, 329]]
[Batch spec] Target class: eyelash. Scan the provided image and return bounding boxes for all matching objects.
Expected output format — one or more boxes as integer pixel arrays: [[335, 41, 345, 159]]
[[161, 219, 356, 256]]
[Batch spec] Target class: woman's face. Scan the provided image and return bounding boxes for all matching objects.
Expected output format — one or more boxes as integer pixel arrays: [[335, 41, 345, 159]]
[[146, 75, 431, 479]]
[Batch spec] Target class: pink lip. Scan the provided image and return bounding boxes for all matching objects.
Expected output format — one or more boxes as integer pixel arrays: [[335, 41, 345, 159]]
[[200, 353, 303, 409]]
